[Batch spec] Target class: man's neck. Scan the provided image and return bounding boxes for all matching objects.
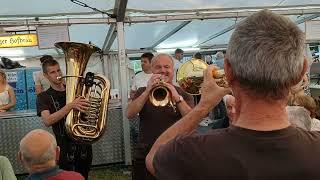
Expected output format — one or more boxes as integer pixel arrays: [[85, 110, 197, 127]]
[[234, 94, 290, 131], [51, 83, 65, 91], [29, 161, 57, 174]]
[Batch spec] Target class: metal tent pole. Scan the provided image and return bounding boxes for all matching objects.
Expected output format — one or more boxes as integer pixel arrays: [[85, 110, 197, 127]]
[[117, 21, 132, 165]]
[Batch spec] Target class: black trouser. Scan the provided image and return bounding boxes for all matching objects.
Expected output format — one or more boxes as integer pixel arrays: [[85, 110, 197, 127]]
[[132, 143, 157, 180], [56, 135, 93, 180]]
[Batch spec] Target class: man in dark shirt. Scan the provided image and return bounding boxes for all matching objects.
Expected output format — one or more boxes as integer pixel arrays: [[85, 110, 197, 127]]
[[36, 59, 91, 179], [127, 53, 194, 180], [146, 10, 320, 180], [19, 129, 84, 180]]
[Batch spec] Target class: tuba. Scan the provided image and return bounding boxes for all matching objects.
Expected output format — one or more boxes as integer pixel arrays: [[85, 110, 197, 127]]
[[55, 42, 110, 144], [177, 58, 228, 95]]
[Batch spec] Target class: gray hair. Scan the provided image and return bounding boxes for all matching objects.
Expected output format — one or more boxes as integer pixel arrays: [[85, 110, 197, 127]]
[[227, 10, 305, 99], [287, 106, 311, 130], [20, 129, 57, 166], [151, 53, 174, 65]]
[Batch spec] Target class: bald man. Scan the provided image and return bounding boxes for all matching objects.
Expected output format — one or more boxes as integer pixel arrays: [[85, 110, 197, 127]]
[[18, 129, 84, 180]]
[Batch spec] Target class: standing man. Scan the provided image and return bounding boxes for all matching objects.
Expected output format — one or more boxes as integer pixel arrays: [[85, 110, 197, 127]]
[[146, 10, 320, 179], [173, 48, 184, 85], [19, 129, 84, 180], [36, 59, 92, 180], [130, 52, 154, 98], [127, 53, 194, 180], [33, 55, 52, 95]]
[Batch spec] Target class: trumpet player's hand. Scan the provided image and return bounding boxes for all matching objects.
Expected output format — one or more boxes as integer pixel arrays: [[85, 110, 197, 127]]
[[163, 82, 180, 103], [146, 74, 162, 92], [199, 65, 232, 110], [71, 97, 90, 112]]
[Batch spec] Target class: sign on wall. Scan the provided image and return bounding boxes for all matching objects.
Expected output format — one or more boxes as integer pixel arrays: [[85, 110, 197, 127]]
[[0, 34, 37, 48], [305, 20, 320, 41], [37, 26, 70, 49]]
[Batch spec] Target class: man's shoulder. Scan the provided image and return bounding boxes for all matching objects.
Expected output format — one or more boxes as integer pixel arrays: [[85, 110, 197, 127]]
[[47, 170, 84, 180]]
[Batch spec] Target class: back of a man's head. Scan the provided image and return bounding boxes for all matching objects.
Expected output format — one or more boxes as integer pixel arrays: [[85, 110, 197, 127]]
[[141, 52, 154, 63], [227, 10, 305, 99], [19, 129, 58, 172], [42, 59, 59, 73]]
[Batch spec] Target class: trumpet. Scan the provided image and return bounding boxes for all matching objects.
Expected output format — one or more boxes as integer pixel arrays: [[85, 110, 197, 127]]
[[177, 58, 228, 95], [149, 79, 176, 111]]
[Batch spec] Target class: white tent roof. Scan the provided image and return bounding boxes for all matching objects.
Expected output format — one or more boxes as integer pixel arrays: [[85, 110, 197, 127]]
[[0, 0, 319, 59]]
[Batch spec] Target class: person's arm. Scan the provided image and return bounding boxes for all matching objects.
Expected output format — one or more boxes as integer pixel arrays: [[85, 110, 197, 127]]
[[0, 156, 16, 180], [146, 65, 231, 175], [35, 85, 43, 95], [127, 74, 161, 119], [163, 82, 192, 116], [34, 72, 43, 95], [41, 97, 89, 127], [127, 90, 149, 119], [0, 86, 16, 111]]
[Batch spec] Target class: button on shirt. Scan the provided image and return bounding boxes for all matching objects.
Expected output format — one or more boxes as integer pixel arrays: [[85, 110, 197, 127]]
[[131, 71, 153, 91]]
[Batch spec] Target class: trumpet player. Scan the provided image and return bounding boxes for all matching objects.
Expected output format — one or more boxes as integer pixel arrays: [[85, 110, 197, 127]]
[[127, 53, 194, 180]]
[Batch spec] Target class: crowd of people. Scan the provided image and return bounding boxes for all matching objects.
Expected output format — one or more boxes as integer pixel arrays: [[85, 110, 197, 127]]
[[2, 9, 320, 180]]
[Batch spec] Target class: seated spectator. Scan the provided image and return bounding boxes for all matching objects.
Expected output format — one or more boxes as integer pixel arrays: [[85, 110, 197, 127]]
[[0, 156, 16, 180], [18, 129, 84, 180], [0, 70, 16, 112]]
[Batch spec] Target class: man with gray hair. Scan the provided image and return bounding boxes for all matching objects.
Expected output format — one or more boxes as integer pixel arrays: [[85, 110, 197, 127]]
[[18, 129, 84, 180], [127, 53, 194, 180], [146, 10, 320, 179]]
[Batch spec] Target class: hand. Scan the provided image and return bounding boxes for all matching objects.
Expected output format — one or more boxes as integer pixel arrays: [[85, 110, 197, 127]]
[[71, 96, 90, 112], [199, 65, 232, 110], [146, 74, 162, 92], [163, 82, 180, 103], [0, 109, 6, 113]]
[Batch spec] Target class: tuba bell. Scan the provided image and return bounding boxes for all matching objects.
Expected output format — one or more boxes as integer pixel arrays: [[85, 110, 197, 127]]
[[55, 42, 111, 144], [177, 58, 228, 95]]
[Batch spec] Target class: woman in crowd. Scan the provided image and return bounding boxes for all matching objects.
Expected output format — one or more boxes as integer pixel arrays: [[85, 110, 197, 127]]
[[0, 70, 16, 112]]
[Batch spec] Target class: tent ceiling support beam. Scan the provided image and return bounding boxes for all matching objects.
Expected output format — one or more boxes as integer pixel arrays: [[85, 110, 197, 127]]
[[195, 23, 236, 47], [295, 13, 320, 24], [0, 5, 320, 26], [102, 24, 117, 53], [102, 0, 128, 53], [195, 13, 320, 47], [125, 6, 320, 23], [149, 21, 191, 49]]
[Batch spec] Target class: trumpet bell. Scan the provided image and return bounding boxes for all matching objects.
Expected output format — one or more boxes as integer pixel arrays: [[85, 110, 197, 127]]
[[149, 84, 171, 106]]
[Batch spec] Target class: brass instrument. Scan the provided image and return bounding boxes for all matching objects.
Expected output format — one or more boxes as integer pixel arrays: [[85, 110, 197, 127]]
[[149, 80, 171, 106], [177, 58, 227, 95], [55, 42, 110, 144]]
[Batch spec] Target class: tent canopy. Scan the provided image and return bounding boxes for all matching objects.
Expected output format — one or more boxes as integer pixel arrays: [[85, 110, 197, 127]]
[[0, 0, 319, 59]]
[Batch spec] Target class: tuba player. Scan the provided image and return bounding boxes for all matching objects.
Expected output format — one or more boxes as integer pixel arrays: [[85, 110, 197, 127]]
[[36, 59, 92, 180]]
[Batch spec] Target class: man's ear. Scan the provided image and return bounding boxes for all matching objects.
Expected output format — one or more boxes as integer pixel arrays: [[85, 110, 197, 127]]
[[300, 57, 308, 79], [224, 58, 234, 84], [55, 146, 60, 161], [18, 151, 23, 163]]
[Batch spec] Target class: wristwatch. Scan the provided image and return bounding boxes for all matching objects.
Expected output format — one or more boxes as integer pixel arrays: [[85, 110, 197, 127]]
[[175, 95, 184, 104]]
